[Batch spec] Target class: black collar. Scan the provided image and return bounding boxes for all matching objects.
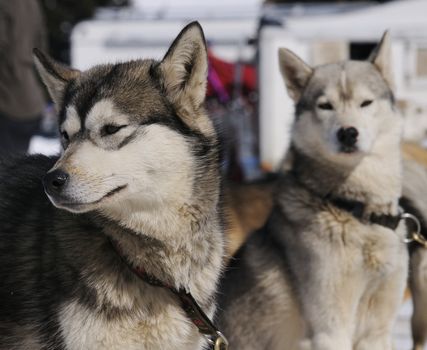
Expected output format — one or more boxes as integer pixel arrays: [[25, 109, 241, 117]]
[[290, 168, 402, 230], [109, 239, 228, 350], [327, 196, 402, 230], [328, 196, 427, 248]]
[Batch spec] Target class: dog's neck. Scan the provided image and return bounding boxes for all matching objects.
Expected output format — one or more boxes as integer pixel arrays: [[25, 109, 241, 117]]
[[290, 148, 350, 197], [101, 197, 222, 290], [94, 159, 224, 304], [291, 136, 403, 216]]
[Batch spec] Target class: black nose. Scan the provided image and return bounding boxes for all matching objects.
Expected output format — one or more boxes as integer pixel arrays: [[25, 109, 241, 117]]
[[337, 127, 359, 147], [43, 170, 69, 193]]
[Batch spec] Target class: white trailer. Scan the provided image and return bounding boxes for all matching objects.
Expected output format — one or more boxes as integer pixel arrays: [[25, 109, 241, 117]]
[[71, 0, 262, 70], [70, 0, 427, 170], [259, 0, 427, 169]]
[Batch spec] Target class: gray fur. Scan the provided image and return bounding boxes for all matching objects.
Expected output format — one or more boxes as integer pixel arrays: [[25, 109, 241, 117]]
[[402, 158, 427, 350], [0, 22, 225, 350], [218, 32, 408, 350]]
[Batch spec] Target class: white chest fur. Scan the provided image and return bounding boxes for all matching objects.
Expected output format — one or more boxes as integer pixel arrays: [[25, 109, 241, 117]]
[[58, 300, 205, 350]]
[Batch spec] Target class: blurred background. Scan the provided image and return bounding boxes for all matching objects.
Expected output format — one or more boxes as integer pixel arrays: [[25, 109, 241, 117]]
[[2, 0, 427, 183], [1, 1, 426, 348]]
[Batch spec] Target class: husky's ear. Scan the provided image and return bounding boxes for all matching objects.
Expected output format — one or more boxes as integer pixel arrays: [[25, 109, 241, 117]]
[[33, 48, 80, 108], [369, 31, 394, 88], [159, 21, 208, 109], [278, 48, 313, 102]]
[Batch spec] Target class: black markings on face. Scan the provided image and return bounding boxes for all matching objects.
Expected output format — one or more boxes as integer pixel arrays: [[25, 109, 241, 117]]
[[295, 89, 323, 117], [55, 60, 213, 158], [59, 80, 77, 125], [136, 113, 212, 157], [117, 131, 137, 149], [76, 65, 122, 123]]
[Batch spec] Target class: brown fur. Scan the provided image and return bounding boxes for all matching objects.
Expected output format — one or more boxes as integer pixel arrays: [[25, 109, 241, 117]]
[[403, 143, 427, 167], [224, 181, 275, 257]]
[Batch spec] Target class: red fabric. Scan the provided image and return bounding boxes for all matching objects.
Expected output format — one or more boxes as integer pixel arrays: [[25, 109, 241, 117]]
[[207, 50, 257, 97]]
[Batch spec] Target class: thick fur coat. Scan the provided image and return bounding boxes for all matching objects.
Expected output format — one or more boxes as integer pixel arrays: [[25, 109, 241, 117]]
[[218, 32, 409, 350], [0, 22, 225, 350]]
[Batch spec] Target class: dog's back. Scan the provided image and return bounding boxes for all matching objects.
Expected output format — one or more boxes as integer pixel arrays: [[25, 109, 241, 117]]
[[0, 155, 91, 348]]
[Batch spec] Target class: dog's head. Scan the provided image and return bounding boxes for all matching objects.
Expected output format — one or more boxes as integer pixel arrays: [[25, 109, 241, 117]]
[[279, 31, 401, 166], [34, 22, 217, 215]]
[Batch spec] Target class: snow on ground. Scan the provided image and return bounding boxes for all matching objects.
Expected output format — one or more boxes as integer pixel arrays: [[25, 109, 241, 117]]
[[395, 300, 414, 350], [28, 136, 60, 156]]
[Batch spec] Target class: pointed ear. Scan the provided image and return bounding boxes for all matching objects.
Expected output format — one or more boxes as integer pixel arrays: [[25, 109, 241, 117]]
[[33, 48, 80, 108], [278, 48, 313, 102], [369, 31, 394, 88], [159, 21, 208, 109]]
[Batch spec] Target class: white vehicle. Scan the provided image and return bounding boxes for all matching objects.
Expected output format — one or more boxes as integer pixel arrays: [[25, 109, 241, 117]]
[[70, 0, 427, 169], [259, 0, 427, 169]]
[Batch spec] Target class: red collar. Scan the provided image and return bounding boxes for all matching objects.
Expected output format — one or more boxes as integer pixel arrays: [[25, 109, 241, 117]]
[[109, 238, 228, 350]]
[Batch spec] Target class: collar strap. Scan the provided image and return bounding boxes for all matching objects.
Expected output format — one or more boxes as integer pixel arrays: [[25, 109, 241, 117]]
[[291, 169, 402, 231], [110, 239, 228, 350], [290, 170, 402, 230], [328, 196, 401, 230], [327, 196, 427, 248], [290, 171, 425, 244]]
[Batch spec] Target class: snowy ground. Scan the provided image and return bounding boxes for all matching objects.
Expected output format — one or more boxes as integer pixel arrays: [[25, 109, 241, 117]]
[[394, 300, 427, 350], [28, 136, 60, 156], [395, 300, 414, 350]]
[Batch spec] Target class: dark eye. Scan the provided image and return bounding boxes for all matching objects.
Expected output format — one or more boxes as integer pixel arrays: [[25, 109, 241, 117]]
[[318, 102, 334, 110], [61, 131, 69, 141], [101, 124, 126, 136], [360, 100, 373, 108]]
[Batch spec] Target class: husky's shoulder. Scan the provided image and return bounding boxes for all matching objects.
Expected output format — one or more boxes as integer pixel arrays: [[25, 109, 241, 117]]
[[0, 155, 58, 212], [0, 154, 56, 181]]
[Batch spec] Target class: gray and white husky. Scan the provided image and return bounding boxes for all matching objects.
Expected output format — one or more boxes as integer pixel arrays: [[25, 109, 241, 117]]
[[0, 22, 226, 350], [218, 32, 409, 350]]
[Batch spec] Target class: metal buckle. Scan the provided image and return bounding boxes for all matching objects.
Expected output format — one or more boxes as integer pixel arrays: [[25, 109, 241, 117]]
[[206, 331, 229, 350], [400, 213, 427, 247]]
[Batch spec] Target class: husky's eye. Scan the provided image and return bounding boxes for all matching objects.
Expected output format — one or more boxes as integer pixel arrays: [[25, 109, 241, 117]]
[[61, 131, 69, 141], [360, 100, 373, 108], [318, 102, 334, 110], [101, 124, 126, 136]]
